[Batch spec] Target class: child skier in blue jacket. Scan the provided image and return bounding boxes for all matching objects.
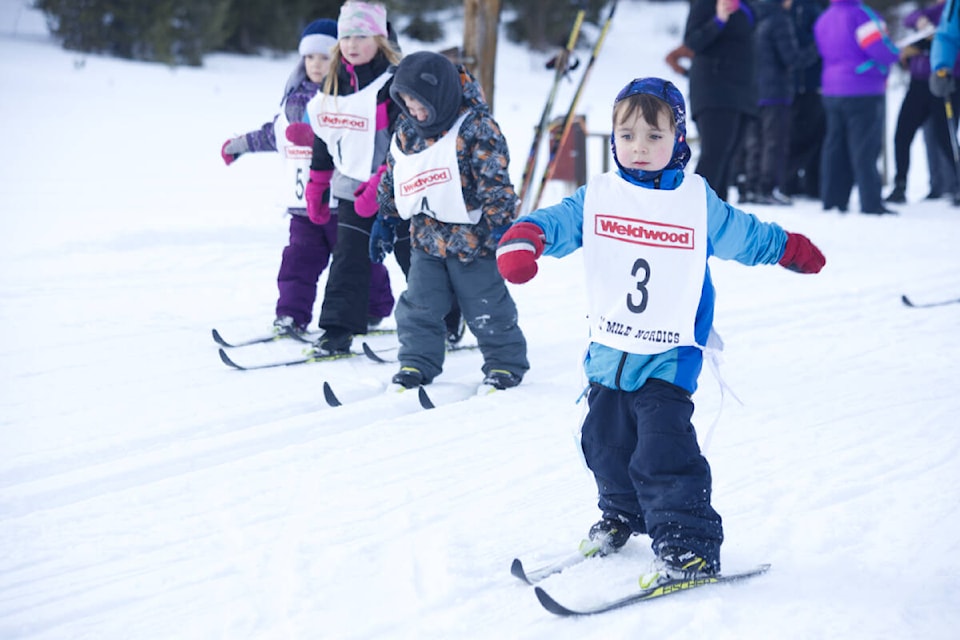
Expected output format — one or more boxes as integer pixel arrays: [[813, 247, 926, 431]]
[[496, 77, 825, 585]]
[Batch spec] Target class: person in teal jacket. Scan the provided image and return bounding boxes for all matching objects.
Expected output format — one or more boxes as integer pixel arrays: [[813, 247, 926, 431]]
[[496, 77, 825, 586], [929, 0, 960, 207], [931, 0, 960, 94]]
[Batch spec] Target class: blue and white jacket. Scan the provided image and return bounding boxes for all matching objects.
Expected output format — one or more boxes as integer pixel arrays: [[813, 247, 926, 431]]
[[519, 170, 788, 395], [932, 0, 960, 72]]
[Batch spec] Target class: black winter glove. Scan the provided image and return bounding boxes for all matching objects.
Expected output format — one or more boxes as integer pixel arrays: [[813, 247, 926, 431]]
[[369, 215, 400, 264], [930, 68, 956, 98]]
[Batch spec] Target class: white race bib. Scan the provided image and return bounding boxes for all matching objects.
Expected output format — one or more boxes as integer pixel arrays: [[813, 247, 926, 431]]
[[390, 112, 480, 224], [306, 71, 392, 181], [274, 109, 311, 209], [581, 172, 708, 354]]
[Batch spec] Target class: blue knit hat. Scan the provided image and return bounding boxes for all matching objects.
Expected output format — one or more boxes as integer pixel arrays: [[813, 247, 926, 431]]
[[299, 19, 338, 56], [611, 77, 691, 180]]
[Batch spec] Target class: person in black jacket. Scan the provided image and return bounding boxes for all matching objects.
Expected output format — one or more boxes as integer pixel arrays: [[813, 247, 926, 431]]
[[742, 0, 820, 205], [683, 0, 758, 201], [783, 0, 827, 199]]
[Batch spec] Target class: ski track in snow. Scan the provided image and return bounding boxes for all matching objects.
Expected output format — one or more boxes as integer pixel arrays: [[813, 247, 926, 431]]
[[2, 2, 960, 639]]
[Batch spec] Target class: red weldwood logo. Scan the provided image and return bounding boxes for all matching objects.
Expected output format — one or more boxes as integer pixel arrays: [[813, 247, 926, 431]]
[[284, 146, 312, 159], [318, 112, 368, 131], [595, 215, 694, 249], [399, 168, 452, 196]]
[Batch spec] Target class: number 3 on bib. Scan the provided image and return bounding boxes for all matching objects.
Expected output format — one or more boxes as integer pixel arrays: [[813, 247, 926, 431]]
[[627, 258, 650, 313]]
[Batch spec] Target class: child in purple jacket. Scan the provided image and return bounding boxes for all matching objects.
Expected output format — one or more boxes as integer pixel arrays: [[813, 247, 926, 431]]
[[220, 18, 395, 337]]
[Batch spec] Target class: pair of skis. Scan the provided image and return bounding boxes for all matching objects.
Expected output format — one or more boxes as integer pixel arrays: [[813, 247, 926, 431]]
[[511, 549, 770, 616], [211, 327, 314, 348], [518, 0, 619, 215], [322, 377, 497, 410], [213, 328, 398, 371]]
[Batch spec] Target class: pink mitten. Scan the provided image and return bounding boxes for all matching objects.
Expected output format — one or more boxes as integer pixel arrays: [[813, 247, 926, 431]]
[[353, 165, 388, 218], [285, 122, 315, 147], [306, 169, 334, 224]]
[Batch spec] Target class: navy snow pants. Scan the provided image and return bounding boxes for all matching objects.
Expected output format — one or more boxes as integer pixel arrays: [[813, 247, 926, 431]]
[[580, 379, 723, 569]]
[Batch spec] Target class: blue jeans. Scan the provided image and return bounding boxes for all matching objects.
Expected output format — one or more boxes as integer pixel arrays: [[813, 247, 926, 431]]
[[820, 95, 885, 212]]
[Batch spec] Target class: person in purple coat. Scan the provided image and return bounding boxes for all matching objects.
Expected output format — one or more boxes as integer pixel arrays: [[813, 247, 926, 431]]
[[220, 18, 396, 337], [814, 0, 900, 214]]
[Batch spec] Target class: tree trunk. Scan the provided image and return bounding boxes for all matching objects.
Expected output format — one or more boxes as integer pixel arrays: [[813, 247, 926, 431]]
[[463, 0, 501, 111]]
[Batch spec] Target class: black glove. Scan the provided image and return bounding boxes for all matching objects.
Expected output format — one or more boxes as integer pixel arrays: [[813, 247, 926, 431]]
[[369, 215, 400, 264], [930, 68, 956, 98], [545, 53, 580, 74]]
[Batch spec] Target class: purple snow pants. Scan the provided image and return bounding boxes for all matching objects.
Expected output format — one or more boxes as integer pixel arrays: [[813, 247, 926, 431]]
[[275, 213, 394, 328]]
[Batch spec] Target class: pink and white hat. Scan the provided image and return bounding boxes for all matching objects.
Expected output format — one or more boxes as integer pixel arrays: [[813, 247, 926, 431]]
[[337, 1, 388, 38]]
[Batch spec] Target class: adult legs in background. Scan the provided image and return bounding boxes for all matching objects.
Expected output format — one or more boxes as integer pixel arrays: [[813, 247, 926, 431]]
[[784, 91, 825, 199], [693, 108, 749, 201], [740, 114, 761, 203], [923, 116, 958, 198], [758, 103, 791, 201], [924, 85, 960, 205], [842, 95, 886, 213], [887, 80, 930, 202], [819, 96, 854, 212]]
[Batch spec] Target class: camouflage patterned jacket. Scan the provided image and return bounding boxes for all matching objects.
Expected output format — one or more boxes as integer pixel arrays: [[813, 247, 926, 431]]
[[377, 67, 519, 263]]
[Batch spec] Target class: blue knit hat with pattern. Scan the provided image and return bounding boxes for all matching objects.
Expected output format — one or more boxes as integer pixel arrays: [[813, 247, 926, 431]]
[[611, 77, 691, 183]]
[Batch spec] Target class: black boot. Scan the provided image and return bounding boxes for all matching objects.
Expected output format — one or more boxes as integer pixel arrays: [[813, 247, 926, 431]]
[[885, 185, 906, 204], [313, 328, 353, 354], [579, 516, 634, 557], [392, 366, 430, 389]]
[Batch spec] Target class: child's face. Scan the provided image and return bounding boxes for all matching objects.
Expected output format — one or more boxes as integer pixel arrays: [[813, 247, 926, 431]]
[[613, 108, 675, 173], [398, 93, 429, 121], [339, 35, 379, 66], [304, 53, 331, 83]]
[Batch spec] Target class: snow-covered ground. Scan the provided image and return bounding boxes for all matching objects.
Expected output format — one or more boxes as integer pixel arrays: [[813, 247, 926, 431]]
[[2, 1, 959, 638]]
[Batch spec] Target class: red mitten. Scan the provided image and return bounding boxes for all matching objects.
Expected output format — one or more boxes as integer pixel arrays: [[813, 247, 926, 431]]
[[285, 122, 315, 147], [353, 165, 387, 218], [496, 222, 546, 284], [306, 169, 334, 224], [778, 232, 825, 274]]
